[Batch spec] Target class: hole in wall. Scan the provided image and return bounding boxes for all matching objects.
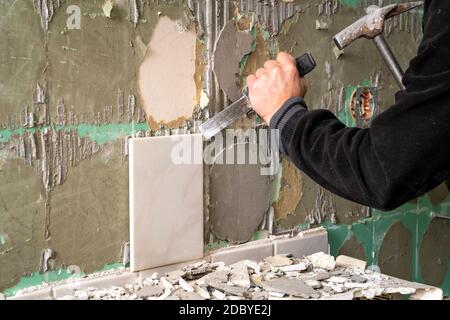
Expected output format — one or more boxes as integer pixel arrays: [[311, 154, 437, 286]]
[[349, 87, 377, 128]]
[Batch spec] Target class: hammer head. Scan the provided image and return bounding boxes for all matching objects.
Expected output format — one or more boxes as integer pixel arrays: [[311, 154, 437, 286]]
[[333, 1, 423, 50]]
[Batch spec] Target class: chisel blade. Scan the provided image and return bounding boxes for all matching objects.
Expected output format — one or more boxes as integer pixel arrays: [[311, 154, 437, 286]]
[[198, 52, 316, 140], [199, 95, 251, 140]]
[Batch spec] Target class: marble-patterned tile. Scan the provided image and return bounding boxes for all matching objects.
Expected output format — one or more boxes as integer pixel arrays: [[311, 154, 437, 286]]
[[129, 134, 203, 272]]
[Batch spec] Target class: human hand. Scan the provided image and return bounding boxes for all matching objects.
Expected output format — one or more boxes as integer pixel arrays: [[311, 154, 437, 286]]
[[246, 52, 307, 124]]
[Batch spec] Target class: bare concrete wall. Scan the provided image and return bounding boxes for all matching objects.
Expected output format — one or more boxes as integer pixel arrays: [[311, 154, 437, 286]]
[[0, 0, 449, 296]]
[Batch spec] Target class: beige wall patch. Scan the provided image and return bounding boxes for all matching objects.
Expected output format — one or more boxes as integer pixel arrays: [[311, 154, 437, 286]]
[[138, 16, 196, 125]]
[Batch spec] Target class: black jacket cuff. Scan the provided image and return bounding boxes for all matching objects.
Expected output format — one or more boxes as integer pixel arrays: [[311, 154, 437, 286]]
[[269, 96, 307, 156]]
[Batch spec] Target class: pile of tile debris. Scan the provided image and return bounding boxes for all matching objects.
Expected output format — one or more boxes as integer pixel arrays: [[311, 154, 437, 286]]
[[54, 252, 430, 300]]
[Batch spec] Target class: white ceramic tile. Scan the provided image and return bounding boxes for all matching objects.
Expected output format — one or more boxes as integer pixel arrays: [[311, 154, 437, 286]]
[[129, 134, 204, 272]]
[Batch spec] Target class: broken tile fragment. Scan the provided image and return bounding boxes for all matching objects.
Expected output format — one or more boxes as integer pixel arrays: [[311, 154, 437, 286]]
[[74, 290, 89, 300], [307, 252, 336, 271], [344, 282, 369, 289], [305, 280, 322, 289], [195, 286, 211, 299], [302, 272, 330, 281], [229, 261, 251, 288], [279, 261, 309, 273], [175, 290, 205, 300], [350, 275, 367, 283], [360, 288, 385, 299], [165, 270, 186, 284], [160, 277, 174, 290], [212, 289, 226, 300], [327, 276, 348, 284], [268, 291, 285, 298], [135, 284, 165, 299], [264, 255, 293, 267], [205, 279, 247, 297], [261, 278, 320, 299], [178, 277, 194, 292], [245, 260, 260, 273], [196, 269, 229, 286], [250, 291, 269, 300]]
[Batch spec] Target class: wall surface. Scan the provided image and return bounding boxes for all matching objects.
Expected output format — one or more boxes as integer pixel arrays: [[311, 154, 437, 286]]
[[0, 0, 449, 296]]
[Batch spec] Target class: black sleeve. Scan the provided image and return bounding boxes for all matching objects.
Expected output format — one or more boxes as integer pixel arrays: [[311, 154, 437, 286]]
[[269, 0, 450, 211]]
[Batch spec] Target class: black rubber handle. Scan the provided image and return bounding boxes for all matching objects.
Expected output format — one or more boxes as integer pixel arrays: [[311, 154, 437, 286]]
[[296, 52, 316, 77]]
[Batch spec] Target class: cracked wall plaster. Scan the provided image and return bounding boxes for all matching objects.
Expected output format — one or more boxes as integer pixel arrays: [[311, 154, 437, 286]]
[[138, 16, 197, 127]]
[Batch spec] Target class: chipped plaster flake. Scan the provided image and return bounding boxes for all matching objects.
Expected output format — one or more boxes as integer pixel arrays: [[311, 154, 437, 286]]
[[138, 16, 196, 124], [128, 0, 139, 27], [33, 0, 63, 32], [103, 0, 114, 18]]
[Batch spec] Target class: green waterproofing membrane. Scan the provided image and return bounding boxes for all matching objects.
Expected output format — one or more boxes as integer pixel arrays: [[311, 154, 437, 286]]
[[0, 122, 150, 145], [324, 196, 450, 295]]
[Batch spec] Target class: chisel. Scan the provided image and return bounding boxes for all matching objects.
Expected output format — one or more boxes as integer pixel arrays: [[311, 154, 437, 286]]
[[199, 52, 317, 140]]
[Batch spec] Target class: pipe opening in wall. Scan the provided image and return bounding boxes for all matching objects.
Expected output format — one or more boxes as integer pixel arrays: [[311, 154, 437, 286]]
[[349, 87, 378, 128]]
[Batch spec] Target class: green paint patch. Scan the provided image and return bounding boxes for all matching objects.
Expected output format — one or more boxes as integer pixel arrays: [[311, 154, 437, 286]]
[[323, 196, 450, 291], [297, 221, 311, 232], [339, 0, 360, 8], [70, 123, 148, 145], [3, 268, 85, 297], [322, 220, 351, 256], [0, 122, 149, 145], [251, 230, 270, 241]]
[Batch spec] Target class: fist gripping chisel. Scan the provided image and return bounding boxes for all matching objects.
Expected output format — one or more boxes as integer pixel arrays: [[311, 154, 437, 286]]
[[199, 52, 317, 140]]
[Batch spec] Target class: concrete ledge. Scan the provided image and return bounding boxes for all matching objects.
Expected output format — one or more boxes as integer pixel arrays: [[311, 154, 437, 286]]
[[7, 287, 53, 300], [210, 239, 273, 264], [273, 227, 328, 257], [53, 272, 138, 299]]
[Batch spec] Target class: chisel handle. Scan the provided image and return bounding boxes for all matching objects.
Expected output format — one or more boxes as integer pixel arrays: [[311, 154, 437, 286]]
[[295, 52, 316, 77], [243, 52, 316, 111]]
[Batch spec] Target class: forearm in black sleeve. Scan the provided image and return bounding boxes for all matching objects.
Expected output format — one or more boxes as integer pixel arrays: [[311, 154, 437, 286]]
[[269, 0, 450, 211]]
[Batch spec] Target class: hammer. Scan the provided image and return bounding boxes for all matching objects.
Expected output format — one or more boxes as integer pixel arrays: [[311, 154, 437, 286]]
[[333, 1, 423, 90]]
